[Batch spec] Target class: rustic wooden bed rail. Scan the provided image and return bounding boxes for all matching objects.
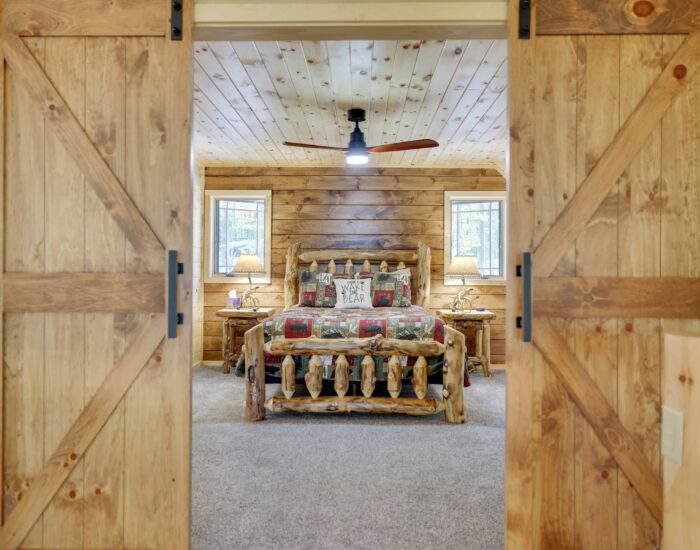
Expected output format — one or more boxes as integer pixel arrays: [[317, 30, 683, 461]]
[[246, 324, 466, 424]]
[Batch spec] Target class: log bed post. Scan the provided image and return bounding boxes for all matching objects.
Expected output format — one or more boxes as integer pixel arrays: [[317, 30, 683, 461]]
[[244, 323, 266, 422], [284, 242, 300, 311], [443, 325, 466, 424], [416, 241, 431, 309]]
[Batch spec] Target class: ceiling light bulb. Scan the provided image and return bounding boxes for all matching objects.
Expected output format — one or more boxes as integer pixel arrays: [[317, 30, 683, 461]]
[[345, 152, 369, 165]]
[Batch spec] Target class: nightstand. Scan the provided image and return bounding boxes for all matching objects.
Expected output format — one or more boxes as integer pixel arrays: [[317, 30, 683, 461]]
[[216, 308, 276, 374], [436, 309, 497, 377]]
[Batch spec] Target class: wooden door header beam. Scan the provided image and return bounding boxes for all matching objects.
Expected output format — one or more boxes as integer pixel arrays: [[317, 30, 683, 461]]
[[537, 0, 700, 35], [193, 1, 507, 41]]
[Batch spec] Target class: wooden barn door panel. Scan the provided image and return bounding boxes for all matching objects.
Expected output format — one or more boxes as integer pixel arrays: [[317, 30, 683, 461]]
[[1, 3, 192, 550], [508, 1, 700, 548]]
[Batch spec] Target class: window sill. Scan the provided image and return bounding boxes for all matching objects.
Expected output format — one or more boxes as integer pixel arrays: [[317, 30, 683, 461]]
[[205, 274, 272, 285], [443, 278, 506, 286]]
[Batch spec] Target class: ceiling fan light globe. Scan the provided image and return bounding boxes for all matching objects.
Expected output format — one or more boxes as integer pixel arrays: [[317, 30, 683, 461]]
[[345, 152, 369, 165]]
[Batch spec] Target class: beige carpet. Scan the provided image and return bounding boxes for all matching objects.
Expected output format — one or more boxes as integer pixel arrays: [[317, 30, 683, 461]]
[[192, 367, 505, 550]]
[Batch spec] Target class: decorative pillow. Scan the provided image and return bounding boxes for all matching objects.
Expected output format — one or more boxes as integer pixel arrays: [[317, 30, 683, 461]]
[[298, 271, 349, 307], [371, 269, 412, 307], [333, 278, 373, 309]]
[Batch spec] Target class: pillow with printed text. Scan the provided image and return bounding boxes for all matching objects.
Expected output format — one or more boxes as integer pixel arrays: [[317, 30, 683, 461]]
[[333, 278, 373, 309]]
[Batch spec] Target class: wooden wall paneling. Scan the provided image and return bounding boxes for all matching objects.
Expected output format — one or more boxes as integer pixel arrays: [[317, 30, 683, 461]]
[[41, 36, 87, 546], [0, 19, 4, 528], [3, 36, 46, 546], [83, 36, 127, 548], [505, 0, 536, 544], [573, 34, 621, 549], [531, 34, 578, 548], [617, 34, 665, 550]]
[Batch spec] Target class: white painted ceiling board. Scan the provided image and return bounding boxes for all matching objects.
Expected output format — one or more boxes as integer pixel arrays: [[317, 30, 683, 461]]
[[193, 39, 507, 168]]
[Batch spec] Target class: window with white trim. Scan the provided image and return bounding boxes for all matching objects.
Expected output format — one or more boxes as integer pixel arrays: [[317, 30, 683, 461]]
[[204, 190, 271, 283], [444, 191, 506, 284]]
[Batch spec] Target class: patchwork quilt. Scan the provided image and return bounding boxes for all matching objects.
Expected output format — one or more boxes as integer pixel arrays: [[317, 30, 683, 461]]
[[235, 306, 470, 387]]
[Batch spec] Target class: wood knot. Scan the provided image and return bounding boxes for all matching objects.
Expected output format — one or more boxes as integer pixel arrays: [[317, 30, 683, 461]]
[[679, 374, 686, 383], [68, 489, 77, 499], [625, 322, 634, 332], [601, 470, 610, 480], [63, 462, 69, 468], [70, 452, 78, 461], [48, 103, 56, 111], [595, 325, 603, 333], [94, 487, 102, 496], [632, 0, 655, 17], [674, 65, 687, 80], [155, 355, 162, 363]]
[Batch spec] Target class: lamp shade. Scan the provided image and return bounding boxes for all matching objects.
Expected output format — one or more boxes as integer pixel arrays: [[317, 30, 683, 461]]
[[232, 254, 265, 274], [446, 256, 480, 277]]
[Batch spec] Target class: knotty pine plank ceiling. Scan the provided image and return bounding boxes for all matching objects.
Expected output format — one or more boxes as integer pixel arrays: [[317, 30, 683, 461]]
[[193, 40, 507, 168]]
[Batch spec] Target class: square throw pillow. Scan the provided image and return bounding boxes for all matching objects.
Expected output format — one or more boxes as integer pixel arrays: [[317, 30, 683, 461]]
[[371, 270, 412, 307], [333, 278, 373, 309], [298, 271, 349, 307]]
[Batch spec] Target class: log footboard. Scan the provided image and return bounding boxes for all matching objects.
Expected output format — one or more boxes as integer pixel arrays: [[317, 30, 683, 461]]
[[244, 324, 466, 424]]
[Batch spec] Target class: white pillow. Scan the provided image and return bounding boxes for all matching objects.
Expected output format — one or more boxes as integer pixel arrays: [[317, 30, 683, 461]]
[[333, 278, 373, 309]]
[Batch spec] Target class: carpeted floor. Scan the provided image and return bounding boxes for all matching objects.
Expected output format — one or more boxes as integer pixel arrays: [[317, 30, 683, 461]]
[[192, 367, 505, 550]]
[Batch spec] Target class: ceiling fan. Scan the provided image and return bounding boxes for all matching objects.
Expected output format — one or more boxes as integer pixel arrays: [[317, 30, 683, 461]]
[[283, 108, 439, 165]]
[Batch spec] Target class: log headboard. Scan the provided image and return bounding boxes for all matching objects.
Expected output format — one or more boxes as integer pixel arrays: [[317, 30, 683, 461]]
[[283, 242, 431, 310]]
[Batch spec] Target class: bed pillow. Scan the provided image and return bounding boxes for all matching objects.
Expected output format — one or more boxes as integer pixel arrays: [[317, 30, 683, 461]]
[[298, 271, 350, 307], [333, 278, 373, 309], [371, 269, 412, 307]]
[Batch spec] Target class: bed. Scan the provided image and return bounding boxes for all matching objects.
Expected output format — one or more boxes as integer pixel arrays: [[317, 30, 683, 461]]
[[243, 242, 467, 424]]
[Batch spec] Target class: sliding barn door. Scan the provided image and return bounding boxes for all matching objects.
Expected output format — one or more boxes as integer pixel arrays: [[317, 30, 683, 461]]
[[1, 2, 192, 549], [507, 0, 700, 548]]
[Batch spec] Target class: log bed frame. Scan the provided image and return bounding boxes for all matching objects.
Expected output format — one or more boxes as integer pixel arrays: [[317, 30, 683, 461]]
[[244, 242, 466, 424]]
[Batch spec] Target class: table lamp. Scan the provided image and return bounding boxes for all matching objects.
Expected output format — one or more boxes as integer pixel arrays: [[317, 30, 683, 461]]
[[446, 255, 481, 311], [230, 254, 265, 309]]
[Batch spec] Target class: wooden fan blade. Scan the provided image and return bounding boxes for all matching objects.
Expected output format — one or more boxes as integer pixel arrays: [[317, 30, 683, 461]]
[[367, 139, 439, 153], [283, 141, 348, 152]]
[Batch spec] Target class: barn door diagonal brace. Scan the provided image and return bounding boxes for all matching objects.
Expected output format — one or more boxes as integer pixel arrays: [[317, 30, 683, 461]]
[[168, 250, 185, 338], [515, 252, 533, 342]]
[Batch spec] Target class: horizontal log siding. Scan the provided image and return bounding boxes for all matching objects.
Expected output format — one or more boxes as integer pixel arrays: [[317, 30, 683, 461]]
[[202, 167, 507, 363]]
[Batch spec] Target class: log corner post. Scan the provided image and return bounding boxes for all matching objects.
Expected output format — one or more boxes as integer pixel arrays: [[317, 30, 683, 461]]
[[416, 241, 431, 309], [283, 242, 301, 311], [244, 323, 266, 422], [443, 325, 466, 424]]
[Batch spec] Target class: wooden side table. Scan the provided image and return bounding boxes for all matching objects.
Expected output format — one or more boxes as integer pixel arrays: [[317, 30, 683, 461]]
[[216, 308, 276, 374], [436, 309, 497, 377]]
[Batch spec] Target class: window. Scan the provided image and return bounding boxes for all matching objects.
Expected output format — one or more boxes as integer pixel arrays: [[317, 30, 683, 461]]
[[444, 191, 506, 284], [204, 190, 271, 283]]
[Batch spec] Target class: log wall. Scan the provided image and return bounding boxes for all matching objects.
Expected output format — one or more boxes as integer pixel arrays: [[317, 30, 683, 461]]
[[202, 166, 507, 364]]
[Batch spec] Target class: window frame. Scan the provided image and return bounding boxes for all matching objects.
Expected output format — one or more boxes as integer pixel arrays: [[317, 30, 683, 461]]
[[204, 189, 272, 284], [444, 190, 507, 286]]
